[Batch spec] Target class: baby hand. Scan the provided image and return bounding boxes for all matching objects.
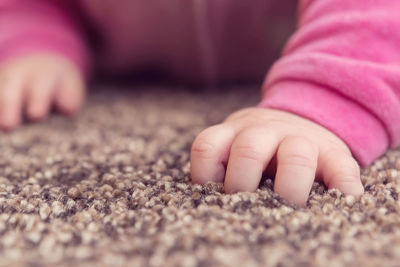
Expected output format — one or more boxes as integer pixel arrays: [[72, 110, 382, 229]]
[[0, 53, 85, 130], [190, 107, 364, 206]]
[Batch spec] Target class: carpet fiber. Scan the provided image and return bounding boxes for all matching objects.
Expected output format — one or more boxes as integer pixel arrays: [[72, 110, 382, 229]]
[[0, 85, 400, 266]]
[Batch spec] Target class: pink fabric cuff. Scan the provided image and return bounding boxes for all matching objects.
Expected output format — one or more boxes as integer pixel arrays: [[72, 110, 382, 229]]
[[257, 80, 389, 166]]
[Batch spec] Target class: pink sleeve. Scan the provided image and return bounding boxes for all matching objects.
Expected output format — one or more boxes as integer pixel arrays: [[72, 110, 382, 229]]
[[0, 0, 90, 76], [257, 0, 400, 166]]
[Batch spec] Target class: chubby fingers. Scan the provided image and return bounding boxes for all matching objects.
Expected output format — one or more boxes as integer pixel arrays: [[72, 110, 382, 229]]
[[0, 72, 24, 130], [190, 124, 235, 184], [224, 127, 279, 193], [190, 116, 363, 207], [274, 136, 318, 207], [319, 148, 364, 195], [55, 71, 86, 115], [26, 73, 58, 121]]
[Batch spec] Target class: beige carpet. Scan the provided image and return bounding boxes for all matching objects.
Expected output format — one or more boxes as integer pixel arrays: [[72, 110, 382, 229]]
[[0, 84, 400, 266]]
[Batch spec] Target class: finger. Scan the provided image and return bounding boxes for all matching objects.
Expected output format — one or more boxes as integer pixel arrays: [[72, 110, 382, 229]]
[[55, 72, 85, 115], [224, 127, 279, 193], [274, 136, 318, 207], [0, 73, 25, 130], [26, 74, 58, 121], [319, 148, 364, 195], [191, 124, 235, 184]]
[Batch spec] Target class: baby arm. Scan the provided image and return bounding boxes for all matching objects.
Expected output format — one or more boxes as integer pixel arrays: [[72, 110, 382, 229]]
[[0, 0, 89, 129], [191, 0, 400, 206]]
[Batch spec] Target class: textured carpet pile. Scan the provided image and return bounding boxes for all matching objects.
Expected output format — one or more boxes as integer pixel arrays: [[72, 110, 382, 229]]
[[0, 85, 400, 266]]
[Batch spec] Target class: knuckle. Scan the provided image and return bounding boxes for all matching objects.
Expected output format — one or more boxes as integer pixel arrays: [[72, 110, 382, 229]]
[[224, 108, 275, 125], [323, 148, 360, 171], [332, 172, 361, 189], [263, 119, 284, 129], [280, 152, 316, 170], [321, 146, 352, 160], [232, 144, 263, 162], [281, 136, 318, 154], [191, 139, 216, 159], [336, 175, 359, 185], [336, 160, 360, 180], [325, 139, 352, 155], [340, 156, 360, 171], [224, 108, 251, 122], [240, 125, 269, 138]]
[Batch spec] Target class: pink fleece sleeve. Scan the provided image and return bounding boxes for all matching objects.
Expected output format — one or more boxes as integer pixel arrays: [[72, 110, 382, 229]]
[[257, 0, 400, 166], [0, 0, 90, 76]]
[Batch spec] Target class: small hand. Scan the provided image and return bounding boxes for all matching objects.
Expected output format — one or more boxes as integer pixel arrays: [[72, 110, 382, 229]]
[[190, 107, 364, 206], [0, 53, 85, 130]]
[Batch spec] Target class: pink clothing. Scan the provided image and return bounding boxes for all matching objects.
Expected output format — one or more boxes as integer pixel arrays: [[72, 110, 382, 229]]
[[1, 0, 400, 166]]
